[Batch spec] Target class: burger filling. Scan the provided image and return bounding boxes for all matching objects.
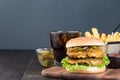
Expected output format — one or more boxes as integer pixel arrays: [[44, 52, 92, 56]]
[[61, 46, 110, 71], [68, 58, 103, 66], [67, 46, 104, 58]]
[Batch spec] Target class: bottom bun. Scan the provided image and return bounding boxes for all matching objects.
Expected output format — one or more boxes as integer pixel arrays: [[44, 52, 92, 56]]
[[66, 66, 106, 74]]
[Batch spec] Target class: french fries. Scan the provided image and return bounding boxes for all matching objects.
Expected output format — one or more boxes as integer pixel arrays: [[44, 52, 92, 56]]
[[101, 33, 107, 42], [92, 28, 100, 39], [85, 31, 92, 38], [84, 27, 120, 42]]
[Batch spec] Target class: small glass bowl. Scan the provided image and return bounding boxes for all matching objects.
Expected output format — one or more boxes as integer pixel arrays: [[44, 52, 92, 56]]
[[105, 41, 120, 69], [36, 48, 54, 67]]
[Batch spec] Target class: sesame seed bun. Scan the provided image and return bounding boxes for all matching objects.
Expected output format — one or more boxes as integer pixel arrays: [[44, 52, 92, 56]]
[[66, 37, 105, 48]]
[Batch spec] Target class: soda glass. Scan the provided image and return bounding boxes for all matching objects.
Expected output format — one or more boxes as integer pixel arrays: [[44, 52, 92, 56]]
[[50, 31, 81, 66]]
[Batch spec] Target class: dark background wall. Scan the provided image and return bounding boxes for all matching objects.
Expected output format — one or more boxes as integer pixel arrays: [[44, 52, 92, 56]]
[[0, 0, 120, 50]]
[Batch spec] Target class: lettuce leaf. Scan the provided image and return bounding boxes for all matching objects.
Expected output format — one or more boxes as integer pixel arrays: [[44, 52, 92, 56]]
[[61, 54, 110, 71]]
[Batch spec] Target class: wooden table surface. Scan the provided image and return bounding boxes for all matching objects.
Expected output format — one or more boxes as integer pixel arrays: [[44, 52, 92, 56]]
[[0, 50, 58, 80], [1, 50, 120, 80]]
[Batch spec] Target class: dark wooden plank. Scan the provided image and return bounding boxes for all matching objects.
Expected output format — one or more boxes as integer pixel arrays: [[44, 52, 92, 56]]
[[21, 54, 59, 80], [0, 50, 35, 80], [41, 67, 120, 80]]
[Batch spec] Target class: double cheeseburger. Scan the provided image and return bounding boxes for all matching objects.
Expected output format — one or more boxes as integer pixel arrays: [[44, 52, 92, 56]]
[[61, 37, 110, 73]]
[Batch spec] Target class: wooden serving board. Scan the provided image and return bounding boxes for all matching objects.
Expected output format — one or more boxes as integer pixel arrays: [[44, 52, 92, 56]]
[[41, 66, 120, 80]]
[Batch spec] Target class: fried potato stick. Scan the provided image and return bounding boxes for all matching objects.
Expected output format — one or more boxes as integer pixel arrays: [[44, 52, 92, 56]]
[[85, 31, 92, 38], [92, 28, 100, 39], [101, 33, 107, 42]]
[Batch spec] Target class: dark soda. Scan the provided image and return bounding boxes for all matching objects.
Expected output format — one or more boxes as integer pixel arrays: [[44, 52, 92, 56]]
[[50, 31, 80, 66]]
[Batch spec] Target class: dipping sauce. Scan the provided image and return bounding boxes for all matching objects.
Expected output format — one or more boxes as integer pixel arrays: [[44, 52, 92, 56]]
[[106, 41, 120, 69], [107, 54, 120, 69]]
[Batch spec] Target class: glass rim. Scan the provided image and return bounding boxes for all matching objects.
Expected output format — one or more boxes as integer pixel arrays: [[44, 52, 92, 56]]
[[50, 31, 80, 33], [36, 48, 52, 53]]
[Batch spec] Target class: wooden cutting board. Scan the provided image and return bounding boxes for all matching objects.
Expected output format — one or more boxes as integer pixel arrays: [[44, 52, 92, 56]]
[[41, 66, 120, 80]]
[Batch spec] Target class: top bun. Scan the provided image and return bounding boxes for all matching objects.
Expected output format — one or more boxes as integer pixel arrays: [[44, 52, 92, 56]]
[[66, 37, 105, 48]]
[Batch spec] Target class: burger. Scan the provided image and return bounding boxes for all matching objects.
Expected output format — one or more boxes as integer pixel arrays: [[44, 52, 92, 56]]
[[61, 37, 110, 73]]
